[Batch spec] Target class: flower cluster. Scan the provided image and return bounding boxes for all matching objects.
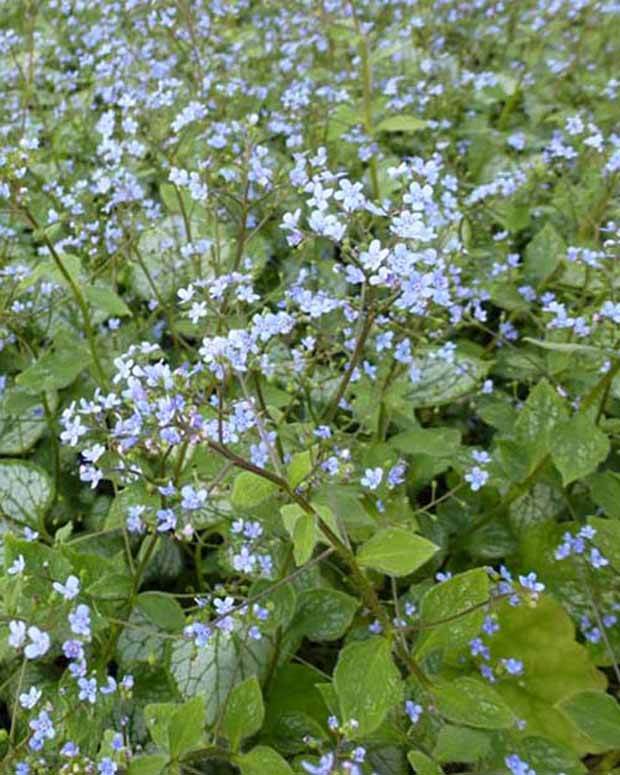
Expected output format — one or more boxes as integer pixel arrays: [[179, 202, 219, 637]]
[[1, 0, 620, 772]]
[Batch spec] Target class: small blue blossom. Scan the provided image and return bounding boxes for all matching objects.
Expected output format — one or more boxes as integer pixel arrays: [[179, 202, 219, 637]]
[[301, 752, 334, 775], [469, 638, 490, 660], [78, 676, 98, 704], [24, 627, 50, 660], [68, 604, 92, 638], [480, 664, 496, 683], [98, 758, 118, 775], [405, 700, 423, 724], [502, 658, 524, 676], [505, 754, 536, 775], [361, 467, 383, 490], [482, 615, 499, 635], [60, 741, 80, 757], [464, 465, 489, 491], [52, 574, 80, 600]]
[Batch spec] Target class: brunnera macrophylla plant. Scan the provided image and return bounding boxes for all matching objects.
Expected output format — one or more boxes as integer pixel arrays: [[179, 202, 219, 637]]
[[1, 1, 620, 774]]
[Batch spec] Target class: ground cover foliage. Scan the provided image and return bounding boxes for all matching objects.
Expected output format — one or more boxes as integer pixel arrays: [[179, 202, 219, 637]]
[[0, 0, 620, 773]]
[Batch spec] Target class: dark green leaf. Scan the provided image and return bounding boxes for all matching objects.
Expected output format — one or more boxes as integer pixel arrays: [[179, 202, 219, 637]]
[[292, 588, 358, 642]]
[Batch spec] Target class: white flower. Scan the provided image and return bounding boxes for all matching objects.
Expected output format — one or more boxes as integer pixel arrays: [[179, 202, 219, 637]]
[[53, 575, 80, 601], [8, 620, 26, 649], [19, 686, 42, 709], [177, 284, 195, 304], [361, 467, 383, 490], [7, 554, 25, 576], [24, 626, 50, 659], [82, 444, 105, 464], [188, 301, 208, 324]]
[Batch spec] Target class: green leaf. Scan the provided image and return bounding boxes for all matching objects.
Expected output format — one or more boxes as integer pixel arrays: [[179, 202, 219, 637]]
[[144, 539, 184, 585], [105, 482, 160, 530], [249, 579, 297, 631], [434, 677, 514, 729], [262, 665, 329, 753], [407, 750, 444, 775], [0, 459, 54, 529], [117, 609, 166, 668], [524, 222, 566, 283], [550, 415, 610, 485], [17, 345, 91, 393], [415, 568, 490, 660], [313, 502, 343, 541], [145, 703, 175, 749], [524, 338, 609, 358], [509, 482, 564, 535], [85, 284, 131, 318], [292, 588, 358, 642], [287, 450, 313, 489], [127, 754, 169, 775], [0, 386, 56, 455], [558, 691, 620, 749], [281, 504, 317, 566], [433, 725, 491, 764], [137, 592, 185, 633], [588, 517, 620, 568], [4, 534, 72, 596], [588, 472, 620, 519], [168, 697, 206, 758], [327, 102, 362, 142], [170, 631, 272, 725], [389, 426, 461, 458], [235, 746, 293, 775], [487, 597, 606, 754], [357, 527, 438, 576], [514, 379, 569, 473], [376, 115, 427, 133], [333, 636, 403, 737], [131, 216, 207, 301], [509, 736, 587, 775], [87, 572, 132, 600], [221, 676, 265, 752], [407, 349, 490, 408], [231, 472, 279, 510]]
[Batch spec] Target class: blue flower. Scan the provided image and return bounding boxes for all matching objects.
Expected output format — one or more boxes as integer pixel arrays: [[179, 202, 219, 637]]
[[98, 757, 118, 775], [405, 700, 423, 724], [69, 604, 92, 638], [505, 754, 536, 775], [301, 752, 334, 774], [360, 467, 383, 490], [464, 465, 489, 491], [502, 658, 524, 676]]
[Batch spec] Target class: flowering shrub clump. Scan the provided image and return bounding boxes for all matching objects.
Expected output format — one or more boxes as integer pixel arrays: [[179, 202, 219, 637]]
[[1, 0, 620, 773]]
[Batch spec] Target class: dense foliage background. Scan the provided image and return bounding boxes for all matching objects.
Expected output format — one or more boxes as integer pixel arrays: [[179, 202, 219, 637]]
[[1, 0, 620, 773]]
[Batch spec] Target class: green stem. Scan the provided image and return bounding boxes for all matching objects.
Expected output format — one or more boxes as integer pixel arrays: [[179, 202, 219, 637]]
[[359, 34, 380, 200], [21, 206, 108, 388], [206, 438, 431, 686], [97, 531, 160, 671], [322, 302, 376, 423], [349, 2, 379, 200]]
